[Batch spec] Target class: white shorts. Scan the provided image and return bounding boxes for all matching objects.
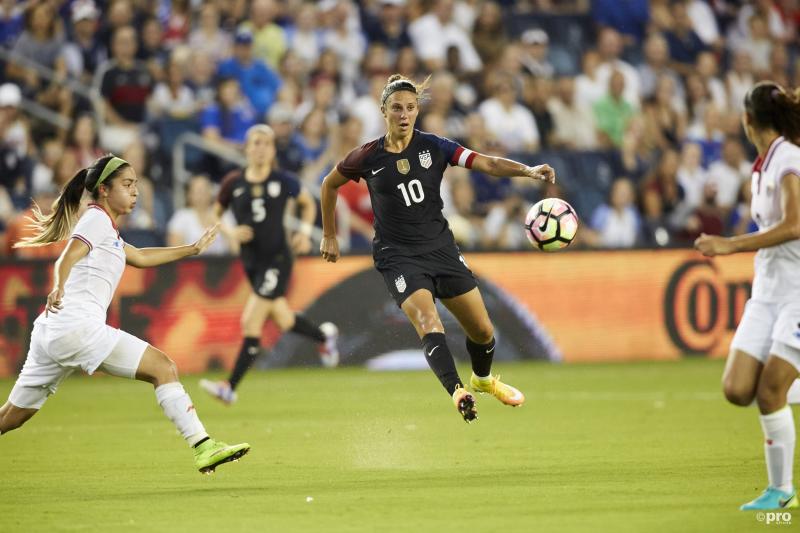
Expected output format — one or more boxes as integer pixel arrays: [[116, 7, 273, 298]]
[[8, 321, 148, 409], [731, 299, 800, 372]]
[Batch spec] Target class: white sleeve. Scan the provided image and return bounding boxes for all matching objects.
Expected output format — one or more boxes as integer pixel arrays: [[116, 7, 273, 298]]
[[775, 149, 800, 181], [71, 209, 109, 251]]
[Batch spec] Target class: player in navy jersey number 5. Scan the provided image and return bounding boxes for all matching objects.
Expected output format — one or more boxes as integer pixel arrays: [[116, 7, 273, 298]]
[[319, 74, 556, 421], [200, 125, 339, 405]]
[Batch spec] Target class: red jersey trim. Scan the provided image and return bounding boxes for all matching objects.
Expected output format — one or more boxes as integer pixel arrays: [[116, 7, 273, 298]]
[[88, 203, 120, 237]]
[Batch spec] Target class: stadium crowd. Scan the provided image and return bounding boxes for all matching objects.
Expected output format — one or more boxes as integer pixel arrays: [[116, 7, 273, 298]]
[[0, 0, 796, 256]]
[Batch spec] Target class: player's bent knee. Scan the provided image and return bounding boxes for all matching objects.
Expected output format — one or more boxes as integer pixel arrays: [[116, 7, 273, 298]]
[[470, 323, 494, 344], [756, 379, 785, 411], [723, 384, 754, 406]]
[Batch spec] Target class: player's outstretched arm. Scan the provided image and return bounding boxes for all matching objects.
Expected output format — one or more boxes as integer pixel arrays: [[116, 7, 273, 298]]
[[319, 168, 349, 263], [470, 153, 555, 183], [695, 174, 800, 256], [124, 224, 220, 267], [46, 237, 91, 316], [290, 187, 316, 255]]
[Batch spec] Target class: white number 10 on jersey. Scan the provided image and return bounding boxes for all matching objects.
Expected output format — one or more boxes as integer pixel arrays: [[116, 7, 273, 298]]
[[397, 179, 425, 206]]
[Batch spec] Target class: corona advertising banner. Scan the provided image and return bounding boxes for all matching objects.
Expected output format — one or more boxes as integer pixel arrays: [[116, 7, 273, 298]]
[[0, 250, 757, 377]]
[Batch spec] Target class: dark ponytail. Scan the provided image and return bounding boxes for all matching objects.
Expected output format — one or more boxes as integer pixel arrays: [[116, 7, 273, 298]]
[[744, 81, 800, 143], [14, 154, 129, 248]]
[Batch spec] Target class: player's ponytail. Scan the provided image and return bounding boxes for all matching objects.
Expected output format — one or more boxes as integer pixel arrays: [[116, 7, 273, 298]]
[[380, 73, 432, 106], [14, 154, 129, 248], [745, 81, 800, 144]]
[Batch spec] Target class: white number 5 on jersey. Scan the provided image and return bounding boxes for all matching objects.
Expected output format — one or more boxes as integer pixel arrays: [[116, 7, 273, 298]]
[[252, 198, 267, 222]]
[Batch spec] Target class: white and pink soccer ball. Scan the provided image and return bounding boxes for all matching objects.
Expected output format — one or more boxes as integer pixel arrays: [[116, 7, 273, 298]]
[[524, 198, 579, 251]]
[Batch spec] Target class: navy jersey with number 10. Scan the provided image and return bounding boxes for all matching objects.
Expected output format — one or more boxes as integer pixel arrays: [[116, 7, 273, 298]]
[[336, 129, 476, 255]]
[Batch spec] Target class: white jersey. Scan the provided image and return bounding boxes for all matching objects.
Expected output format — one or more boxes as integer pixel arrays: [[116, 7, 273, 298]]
[[38, 204, 127, 325], [750, 136, 800, 302]]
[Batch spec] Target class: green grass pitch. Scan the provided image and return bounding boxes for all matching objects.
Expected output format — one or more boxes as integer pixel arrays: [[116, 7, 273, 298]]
[[0, 359, 791, 532]]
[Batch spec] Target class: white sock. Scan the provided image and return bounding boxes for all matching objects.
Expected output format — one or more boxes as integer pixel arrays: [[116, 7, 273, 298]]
[[155, 382, 208, 447], [759, 405, 795, 493], [787, 380, 800, 404]]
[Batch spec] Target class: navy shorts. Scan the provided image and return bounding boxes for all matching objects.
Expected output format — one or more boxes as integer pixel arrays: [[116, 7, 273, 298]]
[[244, 252, 293, 299], [374, 243, 477, 307]]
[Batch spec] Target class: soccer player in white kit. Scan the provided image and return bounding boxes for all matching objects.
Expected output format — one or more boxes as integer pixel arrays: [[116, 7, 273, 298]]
[[696, 81, 800, 510], [0, 155, 250, 474]]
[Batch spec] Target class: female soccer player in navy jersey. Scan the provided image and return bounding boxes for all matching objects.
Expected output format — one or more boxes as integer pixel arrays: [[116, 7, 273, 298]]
[[696, 81, 800, 510], [0, 154, 250, 474], [318, 74, 555, 421]]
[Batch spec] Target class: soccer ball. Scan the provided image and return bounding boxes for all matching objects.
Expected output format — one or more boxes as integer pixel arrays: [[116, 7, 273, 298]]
[[524, 198, 579, 251]]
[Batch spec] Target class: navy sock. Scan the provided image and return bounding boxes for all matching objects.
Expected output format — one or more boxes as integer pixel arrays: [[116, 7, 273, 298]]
[[421, 332, 462, 395], [228, 337, 260, 390], [291, 315, 326, 343], [466, 337, 495, 378]]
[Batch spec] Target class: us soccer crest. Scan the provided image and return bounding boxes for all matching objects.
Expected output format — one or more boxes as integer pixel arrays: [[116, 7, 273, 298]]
[[394, 274, 407, 293], [418, 150, 432, 169], [268, 181, 281, 198], [251, 184, 263, 197], [396, 158, 410, 174]]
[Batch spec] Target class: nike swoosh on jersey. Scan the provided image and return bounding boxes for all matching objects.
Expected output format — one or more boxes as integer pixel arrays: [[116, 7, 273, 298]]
[[427, 346, 440, 357], [371, 167, 386, 175]]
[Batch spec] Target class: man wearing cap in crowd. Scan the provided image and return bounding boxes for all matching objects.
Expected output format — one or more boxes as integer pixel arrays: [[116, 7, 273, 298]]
[[217, 28, 283, 118], [0, 83, 28, 158], [521, 28, 555, 79], [63, 1, 106, 84]]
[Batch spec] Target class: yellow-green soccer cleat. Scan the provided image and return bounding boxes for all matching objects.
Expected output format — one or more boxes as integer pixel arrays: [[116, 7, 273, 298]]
[[452, 386, 478, 423], [194, 439, 251, 474], [740, 487, 799, 510], [469, 373, 525, 407]]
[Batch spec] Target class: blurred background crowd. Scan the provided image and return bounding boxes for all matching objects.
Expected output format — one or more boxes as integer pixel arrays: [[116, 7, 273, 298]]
[[0, 0, 795, 257]]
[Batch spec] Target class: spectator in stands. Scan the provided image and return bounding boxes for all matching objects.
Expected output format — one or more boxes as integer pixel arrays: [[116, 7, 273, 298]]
[[684, 72, 711, 127], [66, 113, 102, 169], [547, 76, 597, 150], [677, 141, 708, 208], [408, 0, 482, 73], [726, 49, 755, 113], [162, 0, 191, 49], [426, 71, 467, 140], [294, 107, 330, 168], [706, 136, 751, 211], [695, 51, 727, 110], [118, 141, 167, 246], [394, 45, 420, 80], [519, 28, 554, 79], [167, 174, 234, 255], [98, 25, 153, 153], [267, 103, 305, 174], [448, 175, 482, 249], [361, 0, 411, 63], [8, 2, 70, 117], [663, 0, 708, 76], [285, 2, 324, 72], [319, 0, 366, 98], [687, 104, 724, 167], [52, 148, 80, 190], [642, 147, 693, 243], [593, 70, 635, 148], [201, 77, 257, 150], [0, 83, 30, 157], [294, 74, 339, 128], [594, 27, 640, 108], [638, 33, 683, 102], [478, 74, 539, 153], [351, 72, 388, 143], [217, 28, 282, 118], [735, 0, 791, 43], [0, 0, 24, 47], [642, 74, 687, 151], [187, 49, 217, 109], [148, 56, 198, 121], [738, 14, 773, 72], [523, 76, 555, 149], [137, 16, 168, 83], [682, 181, 724, 242], [585, 178, 641, 248], [97, 0, 134, 52], [31, 137, 62, 195], [188, 1, 232, 64], [686, 0, 721, 48], [63, 2, 106, 85], [470, 1, 508, 66], [729, 179, 758, 236], [0, 133, 31, 211], [574, 49, 605, 107], [240, 0, 287, 69]]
